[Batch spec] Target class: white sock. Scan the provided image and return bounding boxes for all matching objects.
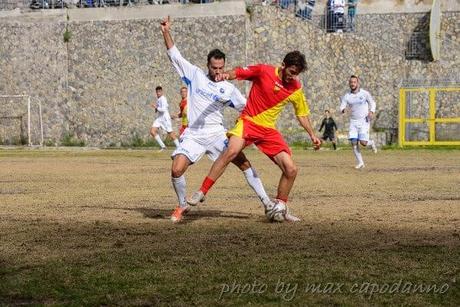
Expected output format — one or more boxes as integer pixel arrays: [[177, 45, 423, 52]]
[[352, 144, 364, 165], [173, 138, 180, 148], [366, 140, 375, 149], [154, 135, 166, 149], [243, 167, 270, 207], [172, 175, 187, 208]]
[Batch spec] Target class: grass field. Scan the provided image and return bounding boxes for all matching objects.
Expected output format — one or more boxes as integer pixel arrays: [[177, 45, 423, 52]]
[[0, 148, 459, 306]]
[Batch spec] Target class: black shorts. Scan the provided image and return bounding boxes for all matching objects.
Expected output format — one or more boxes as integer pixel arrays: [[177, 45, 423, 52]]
[[321, 134, 335, 141]]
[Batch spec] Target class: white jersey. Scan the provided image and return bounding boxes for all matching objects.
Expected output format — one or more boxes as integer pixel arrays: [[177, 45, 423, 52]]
[[340, 89, 376, 121], [155, 96, 171, 122], [167, 45, 246, 134]]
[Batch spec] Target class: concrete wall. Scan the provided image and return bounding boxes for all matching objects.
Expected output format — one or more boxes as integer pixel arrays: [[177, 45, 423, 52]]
[[0, 2, 458, 146]]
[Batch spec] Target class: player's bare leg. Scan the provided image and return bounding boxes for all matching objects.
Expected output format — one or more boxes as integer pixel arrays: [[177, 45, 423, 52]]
[[361, 139, 377, 153], [150, 127, 166, 151], [188, 136, 246, 206], [167, 131, 180, 148], [170, 154, 192, 223], [273, 152, 301, 222]]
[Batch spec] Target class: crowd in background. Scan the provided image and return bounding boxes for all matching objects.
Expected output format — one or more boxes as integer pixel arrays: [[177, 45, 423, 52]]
[[28, 0, 358, 33]]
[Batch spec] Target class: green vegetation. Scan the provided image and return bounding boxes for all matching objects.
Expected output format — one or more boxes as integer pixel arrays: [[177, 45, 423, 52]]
[[0, 136, 27, 146], [120, 134, 176, 148], [61, 134, 85, 147], [63, 14, 71, 43]]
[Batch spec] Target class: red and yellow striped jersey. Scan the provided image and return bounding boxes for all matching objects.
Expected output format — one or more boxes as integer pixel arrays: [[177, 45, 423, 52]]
[[235, 64, 310, 129], [179, 98, 188, 126]]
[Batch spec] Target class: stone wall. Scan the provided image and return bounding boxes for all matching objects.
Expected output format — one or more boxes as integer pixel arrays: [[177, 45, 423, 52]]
[[0, 3, 458, 146], [0, 6, 247, 146], [246, 5, 459, 144], [66, 15, 246, 146]]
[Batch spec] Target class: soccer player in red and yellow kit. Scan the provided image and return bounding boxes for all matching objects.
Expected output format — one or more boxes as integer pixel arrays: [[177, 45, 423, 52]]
[[177, 86, 188, 135], [188, 51, 321, 222]]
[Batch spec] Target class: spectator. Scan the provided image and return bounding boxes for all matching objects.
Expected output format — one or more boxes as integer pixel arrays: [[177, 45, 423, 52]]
[[306, 0, 316, 20], [296, 0, 308, 20], [333, 0, 345, 33], [297, 0, 316, 20], [326, 0, 334, 32], [347, 0, 358, 31], [280, 0, 292, 9]]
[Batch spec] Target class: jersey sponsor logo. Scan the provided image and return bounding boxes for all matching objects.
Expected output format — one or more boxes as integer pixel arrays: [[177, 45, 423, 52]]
[[196, 88, 222, 102], [219, 88, 225, 94], [207, 82, 217, 88]]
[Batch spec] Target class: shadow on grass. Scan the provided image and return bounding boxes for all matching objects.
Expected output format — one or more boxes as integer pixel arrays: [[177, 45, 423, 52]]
[[135, 208, 254, 223], [86, 206, 257, 223]]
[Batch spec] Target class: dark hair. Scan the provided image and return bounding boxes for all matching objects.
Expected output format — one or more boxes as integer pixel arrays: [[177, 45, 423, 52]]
[[325, 109, 330, 113], [207, 49, 226, 64], [155, 86, 163, 91], [283, 51, 307, 72], [350, 75, 359, 80]]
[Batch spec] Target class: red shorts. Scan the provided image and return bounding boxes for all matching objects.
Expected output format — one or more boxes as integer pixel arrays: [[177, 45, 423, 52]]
[[227, 117, 291, 162]]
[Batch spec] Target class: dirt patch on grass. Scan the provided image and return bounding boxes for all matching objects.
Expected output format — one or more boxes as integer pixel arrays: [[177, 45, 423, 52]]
[[0, 149, 459, 305]]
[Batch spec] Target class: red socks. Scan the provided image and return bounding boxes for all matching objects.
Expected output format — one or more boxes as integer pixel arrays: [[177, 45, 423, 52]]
[[200, 176, 215, 195], [276, 196, 288, 204]]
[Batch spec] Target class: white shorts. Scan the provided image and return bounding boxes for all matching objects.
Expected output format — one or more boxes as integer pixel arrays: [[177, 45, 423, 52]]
[[152, 117, 173, 133], [348, 119, 370, 142], [171, 128, 227, 163]]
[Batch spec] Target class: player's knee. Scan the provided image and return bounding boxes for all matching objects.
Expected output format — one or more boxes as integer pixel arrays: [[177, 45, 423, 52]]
[[284, 164, 298, 179], [224, 147, 240, 161], [171, 165, 185, 178]]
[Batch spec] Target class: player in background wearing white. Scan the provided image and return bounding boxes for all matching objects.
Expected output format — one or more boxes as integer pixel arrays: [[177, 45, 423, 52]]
[[150, 86, 180, 151], [340, 75, 377, 169], [160, 16, 276, 223]]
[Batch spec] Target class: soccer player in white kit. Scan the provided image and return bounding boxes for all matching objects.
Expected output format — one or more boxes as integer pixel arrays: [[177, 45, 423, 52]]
[[150, 86, 180, 151], [160, 16, 273, 223], [340, 75, 377, 169]]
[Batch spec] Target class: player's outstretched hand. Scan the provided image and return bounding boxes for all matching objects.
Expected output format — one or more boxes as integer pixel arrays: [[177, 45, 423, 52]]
[[160, 16, 171, 32], [311, 135, 321, 151], [215, 72, 230, 82]]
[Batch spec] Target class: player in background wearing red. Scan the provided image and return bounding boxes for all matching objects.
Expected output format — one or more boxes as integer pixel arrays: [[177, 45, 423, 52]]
[[172, 86, 188, 135]]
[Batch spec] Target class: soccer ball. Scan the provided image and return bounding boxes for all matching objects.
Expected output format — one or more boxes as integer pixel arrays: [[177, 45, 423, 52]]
[[265, 200, 286, 222]]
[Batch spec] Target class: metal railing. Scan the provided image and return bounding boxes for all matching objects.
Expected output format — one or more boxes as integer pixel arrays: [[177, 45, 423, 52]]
[[23, 0, 212, 9], [256, 0, 358, 33]]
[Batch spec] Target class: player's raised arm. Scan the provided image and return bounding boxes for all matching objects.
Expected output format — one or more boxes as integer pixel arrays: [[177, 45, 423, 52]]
[[160, 16, 197, 85], [160, 16, 174, 50]]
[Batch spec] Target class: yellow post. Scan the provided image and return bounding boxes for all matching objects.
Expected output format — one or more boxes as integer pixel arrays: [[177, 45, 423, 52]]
[[399, 88, 406, 147], [429, 89, 436, 144]]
